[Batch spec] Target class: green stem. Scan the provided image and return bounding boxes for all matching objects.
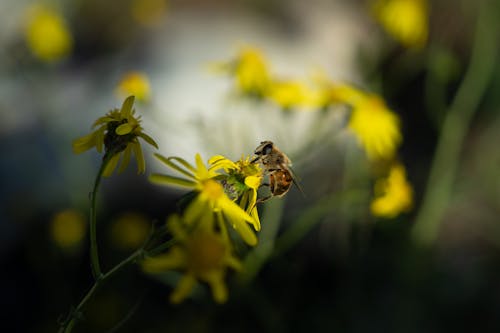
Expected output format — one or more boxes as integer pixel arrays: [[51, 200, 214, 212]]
[[411, 2, 498, 246], [89, 154, 112, 279], [59, 248, 145, 333]]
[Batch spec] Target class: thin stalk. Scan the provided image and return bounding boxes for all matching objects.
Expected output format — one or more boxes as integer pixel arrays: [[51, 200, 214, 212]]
[[89, 154, 112, 279], [59, 248, 145, 333], [412, 2, 498, 246]]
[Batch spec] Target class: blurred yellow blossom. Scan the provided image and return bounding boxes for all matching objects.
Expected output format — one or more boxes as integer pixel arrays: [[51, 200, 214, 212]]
[[348, 92, 402, 161], [51, 209, 86, 249], [150, 153, 259, 245], [131, 0, 168, 27], [111, 212, 150, 250], [371, 163, 413, 218], [211, 47, 270, 97], [143, 214, 241, 303], [72, 96, 158, 177], [266, 79, 316, 110], [24, 4, 73, 62], [372, 0, 429, 48], [209, 155, 263, 231], [116, 71, 151, 102]]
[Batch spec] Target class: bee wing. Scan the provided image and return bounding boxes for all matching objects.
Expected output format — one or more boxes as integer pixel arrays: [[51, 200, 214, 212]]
[[286, 165, 305, 197]]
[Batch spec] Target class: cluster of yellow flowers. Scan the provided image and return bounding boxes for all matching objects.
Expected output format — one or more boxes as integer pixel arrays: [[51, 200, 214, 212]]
[[215, 47, 414, 219], [144, 153, 264, 303]]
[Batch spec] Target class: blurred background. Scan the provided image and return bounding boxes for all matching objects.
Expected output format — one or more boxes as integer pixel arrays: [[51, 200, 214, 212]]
[[1, 0, 500, 332]]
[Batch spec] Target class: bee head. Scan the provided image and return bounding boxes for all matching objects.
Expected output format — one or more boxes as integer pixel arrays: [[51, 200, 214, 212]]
[[255, 140, 274, 155]]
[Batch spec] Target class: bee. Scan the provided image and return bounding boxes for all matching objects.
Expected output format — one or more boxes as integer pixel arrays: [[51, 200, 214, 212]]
[[251, 140, 302, 202]]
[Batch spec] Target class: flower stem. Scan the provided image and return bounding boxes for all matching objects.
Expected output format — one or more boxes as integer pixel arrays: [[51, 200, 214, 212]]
[[411, 2, 498, 247], [58, 248, 145, 333], [89, 154, 112, 280]]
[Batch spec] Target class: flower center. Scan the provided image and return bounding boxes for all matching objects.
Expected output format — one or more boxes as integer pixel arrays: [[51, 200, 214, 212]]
[[202, 179, 224, 200], [187, 232, 226, 272]]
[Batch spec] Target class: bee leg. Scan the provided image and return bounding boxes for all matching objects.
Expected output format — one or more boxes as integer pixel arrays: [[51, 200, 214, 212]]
[[256, 195, 272, 204]]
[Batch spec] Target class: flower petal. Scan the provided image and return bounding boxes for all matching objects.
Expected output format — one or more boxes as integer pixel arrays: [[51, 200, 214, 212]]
[[170, 273, 197, 304], [118, 144, 132, 173], [138, 132, 159, 149], [116, 123, 134, 135], [141, 247, 186, 273], [121, 95, 135, 118], [149, 174, 197, 188], [154, 154, 195, 179], [103, 153, 121, 177], [132, 142, 145, 174]]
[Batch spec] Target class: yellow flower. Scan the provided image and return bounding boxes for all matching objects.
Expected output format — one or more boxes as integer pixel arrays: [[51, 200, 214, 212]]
[[72, 96, 158, 177], [211, 47, 270, 97], [51, 209, 86, 249], [150, 153, 259, 245], [142, 214, 242, 303], [266, 79, 316, 110], [347, 92, 402, 161], [116, 71, 151, 102], [372, 0, 429, 48], [111, 212, 151, 250], [371, 163, 413, 218], [209, 155, 263, 231], [24, 4, 73, 62]]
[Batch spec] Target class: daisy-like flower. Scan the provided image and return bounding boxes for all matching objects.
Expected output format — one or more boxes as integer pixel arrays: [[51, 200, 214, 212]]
[[150, 153, 259, 246], [24, 4, 73, 62], [72, 96, 158, 177], [142, 214, 242, 304], [371, 0, 429, 48], [210, 46, 271, 98], [371, 162, 413, 218], [209, 155, 263, 231], [347, 92, 402, 161], [116, 71, 151, 102]]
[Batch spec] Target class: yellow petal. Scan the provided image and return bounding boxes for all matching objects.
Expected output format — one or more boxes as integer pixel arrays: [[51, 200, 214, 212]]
[[103, 153, 121, 177], [170, 273, 197, 304], [204, 271, 228, 304], [244, 176, 262, 190], [132, 142, 145, 174], [121, 96, 135, 118], [116, 123, 134, 135], [149, 174, 197, 188], [142, 247, 186, 273]]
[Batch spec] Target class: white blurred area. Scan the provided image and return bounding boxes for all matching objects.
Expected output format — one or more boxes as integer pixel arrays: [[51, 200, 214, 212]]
[[0, 0, 379, 172], [145, 0, 377, 169]]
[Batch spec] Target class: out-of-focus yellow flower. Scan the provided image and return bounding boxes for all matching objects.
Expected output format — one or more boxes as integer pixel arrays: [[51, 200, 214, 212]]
[[24, 4, 73, 62], [116, 72, 151, 102], [143, 214, 241, 303], [51, 209, 86, 249], [371, 163, 413, 218], [150, 153, 259, 245], [266, 79, 316, 110], [348, 92, 401, 161], [209, 155, 263, 231], [111, 212, 150, 250], [372, 0, 429, 48], [131, 0, 168, 27], [72, 96, 158, 177], [211, 47, 270, 97]]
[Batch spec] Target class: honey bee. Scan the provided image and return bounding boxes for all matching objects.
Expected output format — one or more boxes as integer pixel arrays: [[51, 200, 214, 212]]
[[251, 140, 302, 202]]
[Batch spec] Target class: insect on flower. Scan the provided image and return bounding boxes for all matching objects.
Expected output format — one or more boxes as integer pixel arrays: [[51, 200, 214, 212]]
[[251, 141, 303, 202]]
